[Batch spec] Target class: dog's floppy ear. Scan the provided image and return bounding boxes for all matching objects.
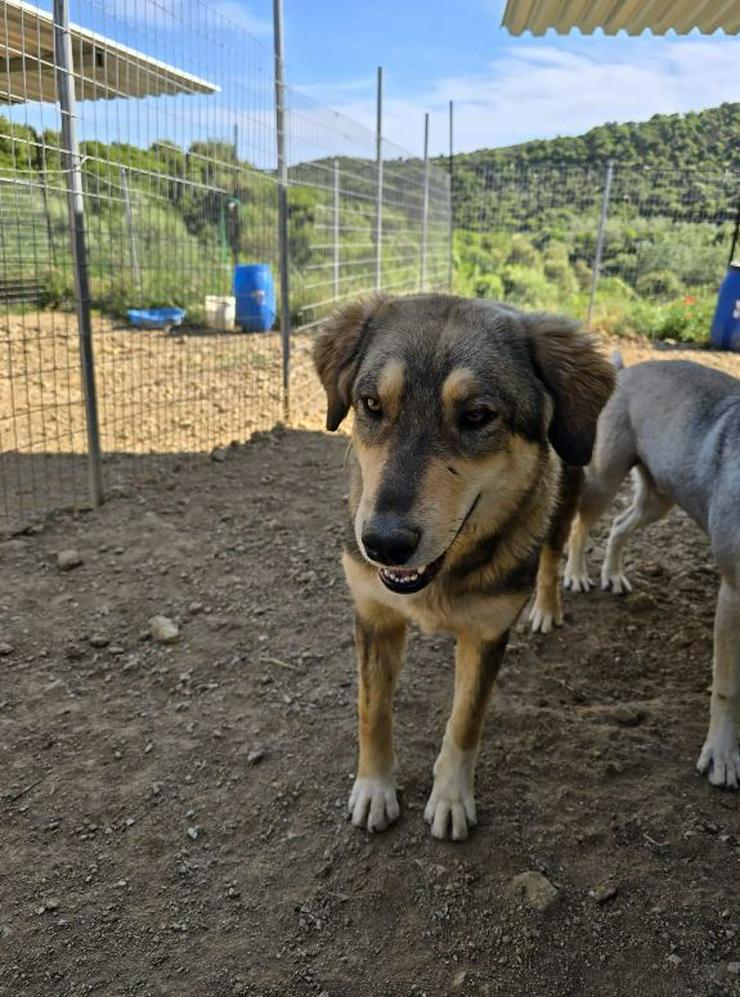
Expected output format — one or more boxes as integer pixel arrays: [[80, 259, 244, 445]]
[[313, 294, 389, 431], [525, 314, 615, 466]]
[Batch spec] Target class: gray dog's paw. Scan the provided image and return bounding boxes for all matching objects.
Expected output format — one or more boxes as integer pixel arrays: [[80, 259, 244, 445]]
[[697, 737, 740, 790], [601, 569, 633, 594]]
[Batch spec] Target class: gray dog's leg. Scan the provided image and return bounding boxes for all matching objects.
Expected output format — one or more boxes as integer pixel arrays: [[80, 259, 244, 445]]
[[564, 397, 636, 593], [601, 466, 673, 594], [565, 465, 627, 592], [697, 576, 740, 789]]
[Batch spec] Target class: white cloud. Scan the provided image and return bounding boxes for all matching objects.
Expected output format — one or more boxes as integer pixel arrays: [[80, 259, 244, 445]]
[[315, 39, 740, 156]]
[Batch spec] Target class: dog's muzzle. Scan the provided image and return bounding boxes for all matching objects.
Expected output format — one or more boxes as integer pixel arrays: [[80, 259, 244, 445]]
[[370, 494, 481, 596]]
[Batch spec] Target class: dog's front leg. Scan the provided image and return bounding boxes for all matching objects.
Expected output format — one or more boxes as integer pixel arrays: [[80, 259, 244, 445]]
[[697, 576, 740, 789], [425, 630, 509, 840], [348, 610, 407, 831]]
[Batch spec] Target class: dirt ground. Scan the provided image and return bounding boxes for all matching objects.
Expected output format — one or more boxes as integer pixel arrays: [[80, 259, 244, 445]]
[[2, 383, 740, 995]]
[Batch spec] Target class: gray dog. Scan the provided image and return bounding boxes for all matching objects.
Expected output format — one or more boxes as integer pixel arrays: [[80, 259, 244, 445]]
[[564, 358, 740, 790]]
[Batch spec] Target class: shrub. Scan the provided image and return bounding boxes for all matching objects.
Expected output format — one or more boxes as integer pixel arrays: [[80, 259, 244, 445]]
[[543, 243, 577, 294], [507, 234, 541, 269], [501, 264, 559, 309], [635, 269, 684, 299]]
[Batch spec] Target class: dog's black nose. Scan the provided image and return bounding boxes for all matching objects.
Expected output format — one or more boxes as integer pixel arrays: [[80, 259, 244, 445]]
[[362, 517, 421, 566]]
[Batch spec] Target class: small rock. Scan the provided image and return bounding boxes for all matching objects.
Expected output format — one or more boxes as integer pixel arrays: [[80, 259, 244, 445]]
[[247, 749, 265, 766], [89, 634, 109, 649], [612, 705, 646, 727], [590, 882, 618, 904], [188, 601, 204, 615], [149, 615, 179, 644], [667, 953, 682, 968], [0, 642, 13, 656], [187, 826, 199, 841], [44, 898, 60, 911], [57, 549, 83, 571], [643, 562, 664, 577], [210, 447, 228, 463], [508, 871, 559, 912], [626, 592, 655, 613], [452, 969, 468, 988], [728, 963, 740, 977]]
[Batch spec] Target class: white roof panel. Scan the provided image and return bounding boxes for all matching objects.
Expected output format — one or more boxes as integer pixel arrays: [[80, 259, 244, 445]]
[[502, 0, 740, 35], [0, 0, 218, 104]]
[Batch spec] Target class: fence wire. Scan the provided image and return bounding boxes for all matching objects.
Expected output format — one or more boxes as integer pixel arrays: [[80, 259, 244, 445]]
[[0, 0, 452, 533]]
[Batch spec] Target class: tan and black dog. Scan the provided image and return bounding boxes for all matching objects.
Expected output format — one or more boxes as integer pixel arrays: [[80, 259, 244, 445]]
[[313, 293, 614, 840]]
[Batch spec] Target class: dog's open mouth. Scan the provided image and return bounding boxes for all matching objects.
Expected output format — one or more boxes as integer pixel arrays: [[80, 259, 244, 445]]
[[375, 494, 481, 596], [378, 554, 445, 594]]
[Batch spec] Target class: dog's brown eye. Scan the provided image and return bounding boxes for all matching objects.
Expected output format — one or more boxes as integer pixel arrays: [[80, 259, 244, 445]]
[[362, 396, 382, 417], [460, 406, 497, 430]]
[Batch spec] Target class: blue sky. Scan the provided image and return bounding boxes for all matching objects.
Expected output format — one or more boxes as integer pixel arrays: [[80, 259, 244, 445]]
[[219, 0, 739, 155]]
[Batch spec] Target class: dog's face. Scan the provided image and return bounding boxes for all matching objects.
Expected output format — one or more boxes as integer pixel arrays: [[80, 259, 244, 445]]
[[314, 294, 614, 595]]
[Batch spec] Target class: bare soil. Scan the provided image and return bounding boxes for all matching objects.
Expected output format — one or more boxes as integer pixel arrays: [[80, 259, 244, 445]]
[[2, 412, 739, 996]]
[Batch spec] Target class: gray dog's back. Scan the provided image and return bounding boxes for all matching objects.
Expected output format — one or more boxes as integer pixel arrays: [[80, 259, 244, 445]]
[[599, 360, 740, 569]]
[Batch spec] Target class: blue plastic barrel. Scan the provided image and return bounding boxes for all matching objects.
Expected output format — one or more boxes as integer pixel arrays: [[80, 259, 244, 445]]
[[233, 263, 276, 333], [710, 262, 740, 351]]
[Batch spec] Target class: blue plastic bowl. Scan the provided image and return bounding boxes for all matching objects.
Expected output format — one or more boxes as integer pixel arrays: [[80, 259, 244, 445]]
[[127, 307, 186, 329]]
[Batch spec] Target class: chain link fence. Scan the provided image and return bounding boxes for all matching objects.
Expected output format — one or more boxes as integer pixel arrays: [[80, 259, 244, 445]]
[[453, 162, 738, 339], [0, 0, 452, 533]]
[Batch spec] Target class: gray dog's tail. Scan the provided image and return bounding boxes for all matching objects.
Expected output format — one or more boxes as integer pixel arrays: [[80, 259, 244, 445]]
[[611, 350, 625, 371]]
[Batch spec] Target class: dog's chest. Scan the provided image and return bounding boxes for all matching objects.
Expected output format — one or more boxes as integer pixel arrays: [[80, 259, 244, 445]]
[[346, 556, 526, 640]]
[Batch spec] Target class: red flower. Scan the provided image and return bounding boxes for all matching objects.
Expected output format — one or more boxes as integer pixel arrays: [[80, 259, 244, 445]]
[[683, 296, 696, 306]]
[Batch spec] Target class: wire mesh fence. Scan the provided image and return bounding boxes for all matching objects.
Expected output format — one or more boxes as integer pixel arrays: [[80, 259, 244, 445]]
[[452, 162, 738, 339], [285, 92, 451, 420], [0, 0, 452, 533], [3, 0, 733, 537]]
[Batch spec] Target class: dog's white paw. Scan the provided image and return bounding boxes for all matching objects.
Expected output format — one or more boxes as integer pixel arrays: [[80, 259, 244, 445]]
[[424, 742, 477, 841], [697, 731, 740, 790], [563, 565, 594, 592], [563, 550, 594, 592], [348, 776, 400, 831], [601, 569, 632, 594], [529, 602, 563, 635]]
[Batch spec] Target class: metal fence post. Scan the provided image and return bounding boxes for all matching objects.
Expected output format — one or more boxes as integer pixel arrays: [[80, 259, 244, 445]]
[[333, 158, 340, 300], [375, 66, 383, 291], [448, 100, 454, 292], [53, 0, 103, 508], [273, 0, 290, 422], [420, 112, 430, 291], [587, 159, 614, 327], [120, 167, 142, 295]]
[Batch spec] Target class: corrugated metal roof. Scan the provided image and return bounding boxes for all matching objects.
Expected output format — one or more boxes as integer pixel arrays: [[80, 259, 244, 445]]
[[502, 0, 740, 36], [0, 0, 218, 105]]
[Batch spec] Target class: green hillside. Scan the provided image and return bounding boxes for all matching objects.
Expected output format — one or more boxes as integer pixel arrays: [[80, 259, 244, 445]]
[[446, 104, 739, 341], [0, 103, 737, 342], [449, 103, 739, 176]]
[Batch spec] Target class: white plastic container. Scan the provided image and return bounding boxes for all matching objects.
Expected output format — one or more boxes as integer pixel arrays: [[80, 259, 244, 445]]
[[204, 295, 236, 330]]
